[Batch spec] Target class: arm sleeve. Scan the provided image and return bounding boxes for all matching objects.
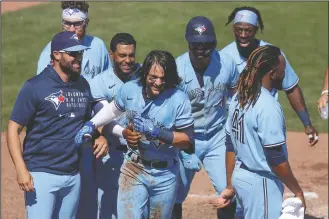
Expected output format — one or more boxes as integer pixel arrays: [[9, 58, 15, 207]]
[[257, 105, 286, 148], [10, 81, 38, 126], [175, 98, 194, 129], [37, 43, 51, 75], [281, 51, 299, 91], [263, 145, 287, 166], [90, 101, 124, 128]]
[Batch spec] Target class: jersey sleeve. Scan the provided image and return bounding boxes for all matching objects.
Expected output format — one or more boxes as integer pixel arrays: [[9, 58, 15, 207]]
[[88, 73, 109, 101], [99, 40, 111, 72], [114, 85, 126, 112], [10, 81, 38, 126], [228, 56, 239, 89], [281, 51, 299, 91], [37, 42, 51, 75], [257, 104, 286, 148], [175, 97, 194, 129]]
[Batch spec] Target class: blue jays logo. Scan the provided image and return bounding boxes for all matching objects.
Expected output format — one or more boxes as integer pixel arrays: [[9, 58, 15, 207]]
[[195, 25, 207, 35], [45, 90, 65, 110], [70, 33, 79, 42], [65, 8, 80, 16]]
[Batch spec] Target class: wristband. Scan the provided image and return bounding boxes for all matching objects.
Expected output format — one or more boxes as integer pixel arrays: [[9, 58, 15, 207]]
[[153, 127, 174, 145], [296, 110, 311, 127], [321, 90, 328, 95]]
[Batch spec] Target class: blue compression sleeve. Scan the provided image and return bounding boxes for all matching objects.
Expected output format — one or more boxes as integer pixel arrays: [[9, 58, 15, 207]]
[[264, 146, 287, 166]]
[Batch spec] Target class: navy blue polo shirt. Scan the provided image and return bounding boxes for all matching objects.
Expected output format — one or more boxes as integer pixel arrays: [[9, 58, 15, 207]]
[[10, 65, 94, 175]]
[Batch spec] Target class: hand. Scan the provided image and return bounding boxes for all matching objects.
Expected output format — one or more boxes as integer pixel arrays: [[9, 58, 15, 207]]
[[179, 151, 202, 171], [317, 93, 328, 113], [304, 125, 319, 146], [133, 115, 158, 139], [75, 121, 96, 145], [295, 192, 307, 213], [16, 167, 34, 192], [93, 135, 109, 159], [123, 123, 141, 148], [208, 187, 235, 209]]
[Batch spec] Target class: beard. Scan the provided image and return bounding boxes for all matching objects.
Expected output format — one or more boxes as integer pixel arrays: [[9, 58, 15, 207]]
[[59, 59, 81, 81], [236, 39, 260, 59]]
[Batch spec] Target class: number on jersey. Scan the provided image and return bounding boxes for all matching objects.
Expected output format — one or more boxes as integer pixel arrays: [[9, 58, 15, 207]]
[[232, 109, 245, 144]]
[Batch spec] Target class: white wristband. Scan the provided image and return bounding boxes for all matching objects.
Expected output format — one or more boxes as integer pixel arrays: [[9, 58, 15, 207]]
[[321, 90, 328, 95]]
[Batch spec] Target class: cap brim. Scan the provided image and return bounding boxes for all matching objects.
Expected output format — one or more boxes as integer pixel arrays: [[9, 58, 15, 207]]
[[63, 45, 89, 52], [185, 35, 216, 43]]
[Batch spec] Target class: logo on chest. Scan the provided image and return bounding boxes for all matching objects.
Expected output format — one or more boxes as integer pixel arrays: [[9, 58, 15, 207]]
[[45, 90, 65, 110]]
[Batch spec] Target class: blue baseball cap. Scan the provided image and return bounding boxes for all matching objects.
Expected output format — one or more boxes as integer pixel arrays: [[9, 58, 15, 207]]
[[51, 31, 88, 52], [185, 16, 217, 43]]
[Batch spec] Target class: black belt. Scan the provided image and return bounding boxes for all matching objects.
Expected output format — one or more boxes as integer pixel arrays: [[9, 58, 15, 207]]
[[127, 151, 175, 169], [116, 144, 128, 152], [240, 162, 249, 171]]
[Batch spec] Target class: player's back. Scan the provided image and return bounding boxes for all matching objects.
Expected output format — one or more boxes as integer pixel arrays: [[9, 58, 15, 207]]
[[228, 87, 287, 177]]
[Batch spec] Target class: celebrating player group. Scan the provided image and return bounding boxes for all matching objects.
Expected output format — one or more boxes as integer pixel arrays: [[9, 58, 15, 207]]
[[7, 1, 322, 219]]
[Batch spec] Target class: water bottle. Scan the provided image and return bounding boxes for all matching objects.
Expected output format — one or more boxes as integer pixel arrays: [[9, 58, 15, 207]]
[[320, 103, 328, 120]]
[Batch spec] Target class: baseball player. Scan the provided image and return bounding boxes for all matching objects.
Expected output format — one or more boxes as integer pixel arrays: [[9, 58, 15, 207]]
[[172, 16, 239, 219], [317, 67, 328, 113], [75, 50, 195, 219], [37, 1, 110, 80], [89, 33, 140, 219], [36, 2, 111, 218], [221, 6, 319, 146], [7, 31, 107, 219], [211, 45, 306, 219]]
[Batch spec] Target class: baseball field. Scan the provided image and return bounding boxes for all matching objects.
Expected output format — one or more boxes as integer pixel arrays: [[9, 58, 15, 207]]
[[1, 2, 328, 219]]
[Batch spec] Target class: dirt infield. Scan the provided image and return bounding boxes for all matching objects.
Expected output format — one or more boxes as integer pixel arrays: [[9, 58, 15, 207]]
[[1, 2, 328, 219], [1, 131, 328, 219]]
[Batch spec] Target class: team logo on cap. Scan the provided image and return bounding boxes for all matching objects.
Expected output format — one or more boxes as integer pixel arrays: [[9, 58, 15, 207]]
[[70, 33, 79, 42], [195, 25, 207, 35], [236, 14, 243, 20], [45, 90, 65, 110], [64, 8, 80, 16]]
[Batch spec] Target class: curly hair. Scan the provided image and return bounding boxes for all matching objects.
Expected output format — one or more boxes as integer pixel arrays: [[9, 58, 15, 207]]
[[138, 50, 182, 89], [225, 6, 264, 32], [237, 45, 281, 109], [61, 1, 89, 13]]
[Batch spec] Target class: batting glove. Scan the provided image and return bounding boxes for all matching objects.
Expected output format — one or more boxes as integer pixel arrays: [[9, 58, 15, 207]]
[[133, 115, 160, 139], [75, 121, 96, 145], [179, 151, 202, 172]]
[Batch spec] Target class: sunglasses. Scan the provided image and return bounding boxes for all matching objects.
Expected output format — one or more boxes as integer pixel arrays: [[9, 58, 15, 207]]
[[62, 20, 86, 29], [189, 42, 215, 48], [59, 50, 84, 57]]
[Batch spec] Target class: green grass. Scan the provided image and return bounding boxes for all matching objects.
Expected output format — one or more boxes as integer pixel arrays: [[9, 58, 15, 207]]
[[2, 2, 328, 132]]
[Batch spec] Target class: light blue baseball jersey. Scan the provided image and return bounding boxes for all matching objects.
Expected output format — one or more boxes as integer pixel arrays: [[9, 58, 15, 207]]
[[114, 80, 194, 161], [221, 40, 299, 93], [176, 50, 239, 135], [226, 87, 287, 175], [37, 35, 111, 81], [89, 66, 140, 147]]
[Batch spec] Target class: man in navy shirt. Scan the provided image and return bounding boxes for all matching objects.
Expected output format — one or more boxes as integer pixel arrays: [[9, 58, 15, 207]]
[[7, 31, 108, 219]]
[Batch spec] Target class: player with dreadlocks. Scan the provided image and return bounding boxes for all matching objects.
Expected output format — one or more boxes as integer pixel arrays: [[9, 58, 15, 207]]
[[221, 6, 319, 147], [210, 45, 306, 219]]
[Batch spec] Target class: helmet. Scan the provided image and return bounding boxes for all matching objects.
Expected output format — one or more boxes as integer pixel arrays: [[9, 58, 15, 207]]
[[185, 16, 216, 43]]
